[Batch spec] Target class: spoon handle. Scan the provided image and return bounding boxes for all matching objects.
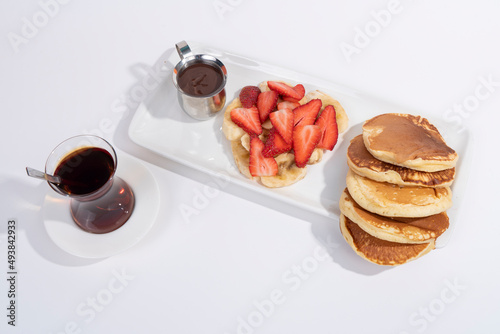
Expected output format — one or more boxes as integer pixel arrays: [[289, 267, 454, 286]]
[[26, 167, 46, 179], [26, 167, 61, 184]]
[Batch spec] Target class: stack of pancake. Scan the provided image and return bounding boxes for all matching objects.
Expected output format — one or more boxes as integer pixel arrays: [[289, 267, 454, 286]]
[[339, 113, 458, 266]]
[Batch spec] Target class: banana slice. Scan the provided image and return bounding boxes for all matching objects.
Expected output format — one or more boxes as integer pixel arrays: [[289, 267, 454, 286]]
[[260, 153, 307, 188], [240, 133, 251, 151], [230, 140, 254, 180], [240, 132, 270, 152], [307, 148, 323, 165], [262, 119, 273, 130], [222, 98, 246, 141], [299, 90, 349, 133], [258, 81, 270, 92]]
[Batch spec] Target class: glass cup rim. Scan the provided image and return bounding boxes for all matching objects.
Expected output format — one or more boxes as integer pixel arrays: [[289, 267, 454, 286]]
[[172, 54, 227, 98], [45, 134, 117, 199]]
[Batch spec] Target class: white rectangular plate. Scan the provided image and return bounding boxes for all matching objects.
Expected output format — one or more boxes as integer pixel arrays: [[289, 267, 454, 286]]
[[128, 42, 471, 248]]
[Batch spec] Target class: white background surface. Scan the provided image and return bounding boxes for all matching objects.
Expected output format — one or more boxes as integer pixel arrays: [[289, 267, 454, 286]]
[[1, 1, 499, 333]]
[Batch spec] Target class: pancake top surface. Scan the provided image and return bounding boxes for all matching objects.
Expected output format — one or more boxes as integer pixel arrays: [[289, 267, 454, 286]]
[[347, 135, 455, 187], [362, 113, 457, 164]]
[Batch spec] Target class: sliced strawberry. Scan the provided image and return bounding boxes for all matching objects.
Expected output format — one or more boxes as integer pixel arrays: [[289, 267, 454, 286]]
[[239, 86, 261, 108], [293, 99, 322, 127], [293, 84, 305, 100], [277, 100, 300, 110], [293, 125, 321, 168], [230, 107, 262, 135], [257, 90, 278, 123], [315, 105, 339, 150], [249, 136, 278, 176], [262, 127, 292, 157], [269, 108, 294, 144], [282, 96, 301, 103], [267, 81, 302, 100]]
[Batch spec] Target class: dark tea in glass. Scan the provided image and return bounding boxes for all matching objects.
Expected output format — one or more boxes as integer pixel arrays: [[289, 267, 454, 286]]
[[45, 135, 134, 234], [54, 147, 114, 196]]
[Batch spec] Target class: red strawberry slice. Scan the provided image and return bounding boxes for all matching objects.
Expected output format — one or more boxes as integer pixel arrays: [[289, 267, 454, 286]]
[[230, 107, 262, 135], [239, 86, 261, 108], [293, 125, 321, 168], [315, 105, 339, 150], [293, 99, 322, 127], [277, 101, 300, 110], [262, 127, 292, 158], [257, 90, 278, 123], [267, 81, 302, 100], [282, 96, 300, 103], [293, 84, 305, 100], [269, 108, 294, 144], [249, 136, 278, 176]]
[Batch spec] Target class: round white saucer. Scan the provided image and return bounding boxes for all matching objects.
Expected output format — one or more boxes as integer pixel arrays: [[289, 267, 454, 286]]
[[43, 153, 160, 258]]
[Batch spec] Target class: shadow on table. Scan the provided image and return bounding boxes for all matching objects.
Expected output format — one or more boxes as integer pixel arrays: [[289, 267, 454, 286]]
[[0, 175, 102, 266], [310, 216, 391, 276]]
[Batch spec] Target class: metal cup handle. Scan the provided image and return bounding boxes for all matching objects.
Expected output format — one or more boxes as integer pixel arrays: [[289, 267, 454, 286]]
[[175, 40, 193, 60]]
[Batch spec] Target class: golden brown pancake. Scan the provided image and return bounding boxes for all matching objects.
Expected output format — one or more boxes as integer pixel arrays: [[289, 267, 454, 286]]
[[339, 188, 449, 244], [362, 114, 458, 172], [347, 135, 455, 187], [339, 214, 435, 266], [346, 168, 452, 217]]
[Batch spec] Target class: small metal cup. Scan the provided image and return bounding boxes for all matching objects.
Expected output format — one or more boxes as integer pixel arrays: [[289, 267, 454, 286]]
[[173, 41, 227, 120]]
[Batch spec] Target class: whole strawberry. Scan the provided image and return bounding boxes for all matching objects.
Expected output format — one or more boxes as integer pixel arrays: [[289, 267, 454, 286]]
[[239, 86, 261, 108]]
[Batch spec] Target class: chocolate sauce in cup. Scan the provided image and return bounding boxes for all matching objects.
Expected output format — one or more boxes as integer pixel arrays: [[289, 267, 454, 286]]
[[177, 63, 224, 97], [173, 41, 227, 120]]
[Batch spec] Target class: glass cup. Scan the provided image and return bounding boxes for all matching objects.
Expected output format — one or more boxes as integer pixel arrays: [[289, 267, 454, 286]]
[[172, 40, 227, 120], [45, 135, 134, 234]]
